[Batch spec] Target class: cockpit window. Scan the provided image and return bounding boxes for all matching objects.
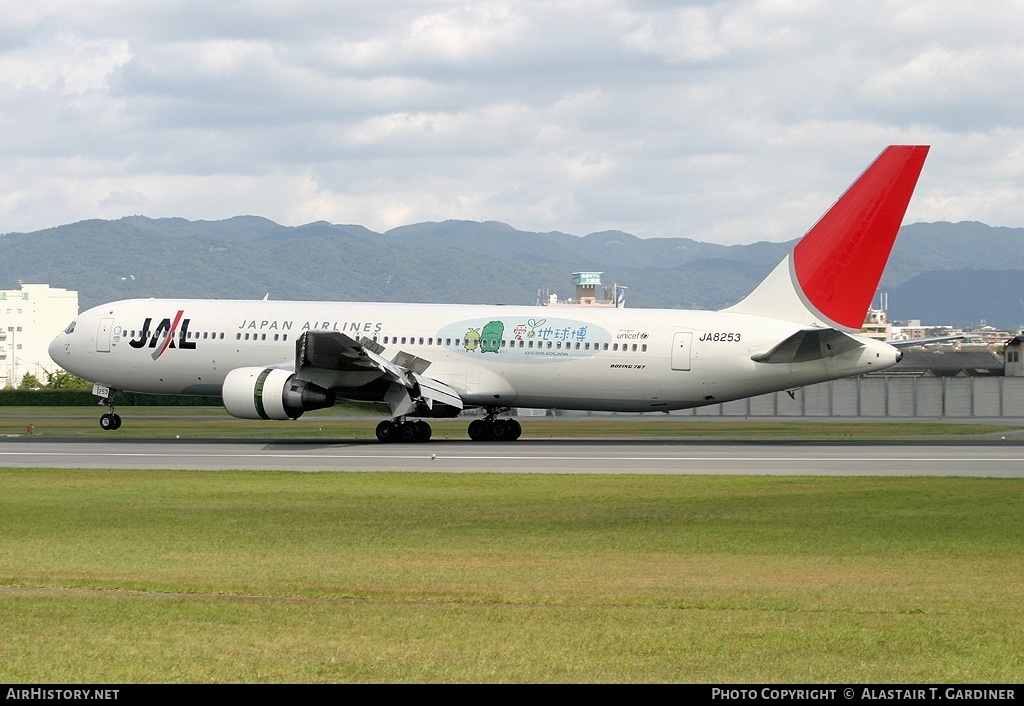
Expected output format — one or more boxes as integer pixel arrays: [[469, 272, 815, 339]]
[[64, 321, 76, 334]]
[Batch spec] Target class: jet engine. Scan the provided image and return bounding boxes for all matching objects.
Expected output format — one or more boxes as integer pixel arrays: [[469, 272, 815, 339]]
[[222, 367, 335, 420]]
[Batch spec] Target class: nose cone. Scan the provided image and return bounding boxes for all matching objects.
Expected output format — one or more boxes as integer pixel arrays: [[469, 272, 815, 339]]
[[48, 324, 74, 369], [48, 332, 63, 366]]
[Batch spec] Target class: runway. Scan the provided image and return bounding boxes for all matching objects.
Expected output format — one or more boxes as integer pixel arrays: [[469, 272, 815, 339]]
[[2, 437, 1023, 476]]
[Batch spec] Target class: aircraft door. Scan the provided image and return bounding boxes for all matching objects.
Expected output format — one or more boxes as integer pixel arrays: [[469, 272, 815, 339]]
[[96, 317, 114, 353], [671, 332, 692, 371]]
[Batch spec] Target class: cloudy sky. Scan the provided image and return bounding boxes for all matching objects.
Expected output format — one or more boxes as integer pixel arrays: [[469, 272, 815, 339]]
[[1, 0, 1021, 243]]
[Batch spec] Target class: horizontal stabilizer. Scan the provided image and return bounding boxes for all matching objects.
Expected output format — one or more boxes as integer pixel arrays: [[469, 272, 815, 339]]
[[890, 334, 964, 348], [752, 328, 863, 364]]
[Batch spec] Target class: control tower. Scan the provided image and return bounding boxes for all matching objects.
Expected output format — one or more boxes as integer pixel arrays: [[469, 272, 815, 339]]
[[539, 272, 625, 308]]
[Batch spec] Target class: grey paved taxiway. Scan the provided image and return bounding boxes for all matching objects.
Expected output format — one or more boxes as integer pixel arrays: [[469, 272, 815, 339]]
[[2, 438, 1023, 476]]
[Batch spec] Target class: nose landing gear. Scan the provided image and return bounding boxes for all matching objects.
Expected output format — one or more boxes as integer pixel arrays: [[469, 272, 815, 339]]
[[98, 391, 122, 431]]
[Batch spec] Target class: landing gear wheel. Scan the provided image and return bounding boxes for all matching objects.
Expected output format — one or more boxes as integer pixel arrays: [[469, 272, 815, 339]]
[[99, 413, 121, 431], [468, 415, 521, 442], [491, 419, 510, 440], [376, 420, 397, 443], [468, 419, 492, 441], [377, 419, 433, 443], [398, 422, 418, 442], [414, 420, 432, 442], [97, 391, 122, 431]]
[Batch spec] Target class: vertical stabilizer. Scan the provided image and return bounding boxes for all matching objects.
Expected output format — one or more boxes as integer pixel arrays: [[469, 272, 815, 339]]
[[725, 145, 929, 330]]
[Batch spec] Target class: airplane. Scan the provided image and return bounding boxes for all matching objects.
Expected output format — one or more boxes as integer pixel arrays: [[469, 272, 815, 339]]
[[48, 145, 930, 442]]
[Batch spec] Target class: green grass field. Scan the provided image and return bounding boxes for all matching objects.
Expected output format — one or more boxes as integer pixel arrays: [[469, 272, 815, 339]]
[[2, 468, 1023, 682]]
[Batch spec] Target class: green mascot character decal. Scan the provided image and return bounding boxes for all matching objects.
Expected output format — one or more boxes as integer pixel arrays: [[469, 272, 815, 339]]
[[480, 321, 504, 353]]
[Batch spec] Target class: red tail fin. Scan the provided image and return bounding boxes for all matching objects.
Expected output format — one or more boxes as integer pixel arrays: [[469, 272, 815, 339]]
[[725, 146, 929, 330], [793, 145, 929, 329]]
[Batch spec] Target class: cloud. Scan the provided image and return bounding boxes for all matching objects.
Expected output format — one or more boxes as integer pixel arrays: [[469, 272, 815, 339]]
[[0, 0, 1021, 241]]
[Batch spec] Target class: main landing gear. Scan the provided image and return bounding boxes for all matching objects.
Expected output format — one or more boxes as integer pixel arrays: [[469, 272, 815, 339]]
[[374, 410, 523, 443], [376, 418, 432, 443], [467, 409, 522, 442], [98, 392, 122, 431]]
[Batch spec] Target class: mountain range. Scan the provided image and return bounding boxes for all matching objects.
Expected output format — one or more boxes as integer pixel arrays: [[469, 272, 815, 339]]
[[1, 217, 1021, 329]]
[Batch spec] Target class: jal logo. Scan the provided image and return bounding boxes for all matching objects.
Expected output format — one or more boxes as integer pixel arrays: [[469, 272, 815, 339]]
[[128, 311, 197, 360]]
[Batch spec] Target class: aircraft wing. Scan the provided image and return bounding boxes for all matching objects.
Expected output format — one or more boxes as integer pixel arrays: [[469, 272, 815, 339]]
[[751, 328, 864, 364], [296, 331, 463, 416]]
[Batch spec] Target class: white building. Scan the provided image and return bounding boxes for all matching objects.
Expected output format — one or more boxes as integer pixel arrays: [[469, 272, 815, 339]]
[[1, 284, 79, 388], [860, 309, 892, 342]]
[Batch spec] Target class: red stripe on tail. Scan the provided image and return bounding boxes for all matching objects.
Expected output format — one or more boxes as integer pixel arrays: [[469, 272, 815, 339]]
[[793, 145, 929, 330]]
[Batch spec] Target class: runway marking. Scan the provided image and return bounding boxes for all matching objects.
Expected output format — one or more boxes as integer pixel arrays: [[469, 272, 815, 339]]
[[2, 451, 1023, 462]]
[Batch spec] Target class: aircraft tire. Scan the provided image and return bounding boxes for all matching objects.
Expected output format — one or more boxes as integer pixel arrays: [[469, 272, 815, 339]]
[[468, 419, 492, 442], [100, 413, 116, 431], [375, 420, 398, 443], [414, 420, 432, 442], [111, 414, 122, 430], [491, 419, 510, 440], [398, 422, 418, 442], [508, 419, 522, 440]]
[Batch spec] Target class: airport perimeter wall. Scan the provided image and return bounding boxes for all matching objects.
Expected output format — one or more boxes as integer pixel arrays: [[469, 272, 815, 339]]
[[685, 376, 1024, 419]]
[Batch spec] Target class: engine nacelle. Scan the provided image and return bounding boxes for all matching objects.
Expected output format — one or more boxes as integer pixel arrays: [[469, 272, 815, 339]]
[[222, 367, 335, 420]]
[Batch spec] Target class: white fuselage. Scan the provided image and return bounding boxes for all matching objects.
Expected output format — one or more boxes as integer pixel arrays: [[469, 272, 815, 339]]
[[49, 298, 901, 414]]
